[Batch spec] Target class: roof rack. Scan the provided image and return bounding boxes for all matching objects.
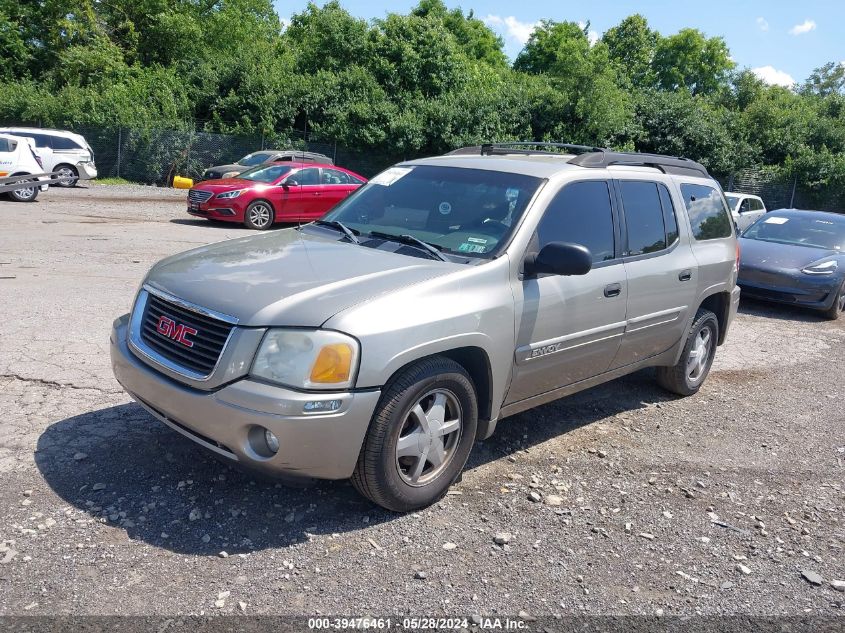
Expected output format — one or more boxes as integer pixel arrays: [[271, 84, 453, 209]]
[[569, 151, 709, 178], [447, 142, 605, 157], [446, 142, 711, 178]]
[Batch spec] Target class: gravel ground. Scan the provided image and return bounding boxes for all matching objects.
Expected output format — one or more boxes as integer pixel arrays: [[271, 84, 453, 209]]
[[0, 184, 844, 617]]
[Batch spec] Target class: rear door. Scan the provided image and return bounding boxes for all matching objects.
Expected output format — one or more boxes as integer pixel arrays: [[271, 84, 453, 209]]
[[506, 179, 628, 404], [317, 168, 360, 216], [610, 179, 699, 368]]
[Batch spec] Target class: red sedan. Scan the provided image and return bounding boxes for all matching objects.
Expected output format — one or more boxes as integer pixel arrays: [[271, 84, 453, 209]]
[[187, 162, 367, 230]]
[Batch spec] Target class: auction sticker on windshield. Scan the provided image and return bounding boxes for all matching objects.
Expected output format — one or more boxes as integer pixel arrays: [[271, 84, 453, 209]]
[[370, 167, 413, 186]]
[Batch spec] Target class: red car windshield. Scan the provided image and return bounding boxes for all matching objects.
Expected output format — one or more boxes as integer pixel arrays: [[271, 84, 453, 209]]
[[238, 164, 294, 183]]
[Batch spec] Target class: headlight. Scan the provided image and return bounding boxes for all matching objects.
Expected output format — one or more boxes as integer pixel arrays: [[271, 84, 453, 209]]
[[216, 189, 244, 199], [251, 329, 359, 390], [802, 260, 838, 275]]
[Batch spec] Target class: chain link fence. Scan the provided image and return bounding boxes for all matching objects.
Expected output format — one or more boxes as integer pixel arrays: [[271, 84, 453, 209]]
[[2, 122, 397, 185], [721, 168, 844, 213]]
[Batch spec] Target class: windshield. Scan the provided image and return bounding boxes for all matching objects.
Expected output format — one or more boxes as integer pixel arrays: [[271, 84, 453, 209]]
[[238, 164, 293, 183], [743, 213, 845, 251], [319, 165, 543, 259], [724, 195, 740, 210], [237, 152, 272, 167]]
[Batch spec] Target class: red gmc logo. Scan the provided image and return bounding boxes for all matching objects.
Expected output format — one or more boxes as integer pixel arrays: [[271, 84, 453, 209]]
[[156, 315, 198, 348]]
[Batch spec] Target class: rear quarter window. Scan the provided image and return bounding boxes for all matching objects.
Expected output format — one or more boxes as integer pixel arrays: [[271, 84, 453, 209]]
[[50, 135, 84, 150], [680, 183, 733, 240], [0, 138, 17, 152]]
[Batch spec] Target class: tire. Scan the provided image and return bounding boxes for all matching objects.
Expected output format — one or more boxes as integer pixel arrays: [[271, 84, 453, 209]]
[[351, 356, 478, 512], [55, 165, 79, 188], [821, 281, 845, 321], [8, 178, 39, 202], [243, 200, 274, 230], [656, 308, 719, 396]]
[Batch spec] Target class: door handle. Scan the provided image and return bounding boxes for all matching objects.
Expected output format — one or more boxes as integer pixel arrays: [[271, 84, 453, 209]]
[[604, 283, 622, 298], [678, 270, 692, 282]]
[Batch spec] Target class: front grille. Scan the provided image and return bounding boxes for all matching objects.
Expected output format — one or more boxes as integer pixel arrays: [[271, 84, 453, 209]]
[[140, 294, 234, 376], [188, 189, 213, 203]]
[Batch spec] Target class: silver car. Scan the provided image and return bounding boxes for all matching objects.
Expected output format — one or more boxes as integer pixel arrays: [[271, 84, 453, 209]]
[[111, 142, 740, 511]]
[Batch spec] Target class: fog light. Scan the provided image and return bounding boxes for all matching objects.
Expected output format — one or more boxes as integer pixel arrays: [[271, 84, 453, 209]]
[[264, 429, 279, 454], [303, 399, 342, 414]]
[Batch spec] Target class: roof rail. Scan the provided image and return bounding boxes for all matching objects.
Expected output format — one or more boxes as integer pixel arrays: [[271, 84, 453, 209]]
[[569, 151, 710, 178], [447, 141, 605, 157]]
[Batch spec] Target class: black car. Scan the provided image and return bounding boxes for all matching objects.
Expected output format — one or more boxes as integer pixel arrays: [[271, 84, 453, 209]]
[[201, 150, 333, 180], [738, 209, 845, 319]]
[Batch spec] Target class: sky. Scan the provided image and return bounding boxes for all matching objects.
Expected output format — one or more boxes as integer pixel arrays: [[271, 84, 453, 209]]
[[272, 0, 844, 87]]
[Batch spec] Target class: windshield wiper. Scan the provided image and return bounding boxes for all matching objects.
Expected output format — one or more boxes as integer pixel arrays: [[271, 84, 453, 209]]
[[313, 220, 360, 244], [367, 231, 449, 262]]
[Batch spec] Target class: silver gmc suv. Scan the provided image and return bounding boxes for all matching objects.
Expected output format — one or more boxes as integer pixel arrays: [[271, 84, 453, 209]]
[[111, 142, 740, 511]]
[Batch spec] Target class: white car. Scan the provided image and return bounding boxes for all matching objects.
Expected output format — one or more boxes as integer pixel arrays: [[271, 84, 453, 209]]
[[724, 192, 767, 232], [0, 133, 51, 202], [0, 127, 97, 187]]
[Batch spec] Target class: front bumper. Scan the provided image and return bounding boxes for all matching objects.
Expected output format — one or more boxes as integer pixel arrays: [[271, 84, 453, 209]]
[[76, 161, 97, 180], [110, 315, 381, 480], [738, 268, 841, 310]]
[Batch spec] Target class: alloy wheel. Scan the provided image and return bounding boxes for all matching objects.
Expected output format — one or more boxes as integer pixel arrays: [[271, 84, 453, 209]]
[[248, 203, 272, 228], [395, 389, 462, 486], [686, 327, 712, 383]]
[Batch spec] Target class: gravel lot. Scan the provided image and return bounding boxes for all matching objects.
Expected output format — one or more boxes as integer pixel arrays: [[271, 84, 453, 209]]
[[1, 184, 844, 617]]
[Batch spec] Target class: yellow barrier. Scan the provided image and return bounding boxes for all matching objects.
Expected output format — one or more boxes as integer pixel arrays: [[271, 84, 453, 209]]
[[173, 176, 193, 189]]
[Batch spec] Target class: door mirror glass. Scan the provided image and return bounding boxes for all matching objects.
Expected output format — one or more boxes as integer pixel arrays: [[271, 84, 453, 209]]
[[525, 242, 593, 276]]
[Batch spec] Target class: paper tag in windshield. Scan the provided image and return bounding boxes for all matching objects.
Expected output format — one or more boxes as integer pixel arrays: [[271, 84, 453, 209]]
[[369, 167, 413, 186], [764, 217, 789, 224]]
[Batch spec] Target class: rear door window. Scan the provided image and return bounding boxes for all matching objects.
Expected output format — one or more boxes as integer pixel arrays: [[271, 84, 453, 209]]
[[619, 181, 667, 255], [537, 180, 616, 263], [680, 184, 733, 240]]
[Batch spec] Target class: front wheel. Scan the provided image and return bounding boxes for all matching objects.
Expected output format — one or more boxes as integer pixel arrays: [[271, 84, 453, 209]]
[[821, 281, 845, 320], [244, 200, 274, 230], [352, 357, 478, 512], [656, 308, 719, 396]]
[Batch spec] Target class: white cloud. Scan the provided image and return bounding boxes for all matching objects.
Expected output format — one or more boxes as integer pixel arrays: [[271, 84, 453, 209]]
[[752, 65, 795, 87], [789, 19, 816, 35], [483, 15, 540, 45], [756, 17, 769, 31]]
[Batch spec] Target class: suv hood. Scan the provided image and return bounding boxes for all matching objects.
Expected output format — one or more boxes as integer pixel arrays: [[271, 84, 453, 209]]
[[144, 229, 459, 327]]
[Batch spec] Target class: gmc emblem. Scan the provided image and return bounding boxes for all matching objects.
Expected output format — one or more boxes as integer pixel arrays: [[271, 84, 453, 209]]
[[156, 315, 198, 348]]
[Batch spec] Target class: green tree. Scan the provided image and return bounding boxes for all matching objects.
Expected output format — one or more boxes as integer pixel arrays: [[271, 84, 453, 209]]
[[652, 28, 734, 95], [411, 0, 507, 67], [285, 1, 371, 75], [801, 62, 845, 97], [602, 14, 659, 88]]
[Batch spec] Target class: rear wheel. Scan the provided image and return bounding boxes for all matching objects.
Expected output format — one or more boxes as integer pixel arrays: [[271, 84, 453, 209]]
[[244, 200, 274, 230], [352, 357, 478, 512], [656, 309, 719, 396], [8, 178, 39, 202], [821, 281, 845, 321]]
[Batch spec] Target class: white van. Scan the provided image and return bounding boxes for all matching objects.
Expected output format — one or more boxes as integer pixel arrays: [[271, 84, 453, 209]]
[[0, 127, 97, 187], [724, 192, 767, 232], [0, 133, 51, 202]]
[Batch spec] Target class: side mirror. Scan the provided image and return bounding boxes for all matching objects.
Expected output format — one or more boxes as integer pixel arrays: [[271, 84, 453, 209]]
[[284, 178, 298, 187], [524, 242, 592, 276]]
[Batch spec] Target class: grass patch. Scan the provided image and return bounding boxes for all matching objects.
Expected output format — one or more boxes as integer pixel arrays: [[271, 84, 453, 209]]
[[94, 177, 133, 185]]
